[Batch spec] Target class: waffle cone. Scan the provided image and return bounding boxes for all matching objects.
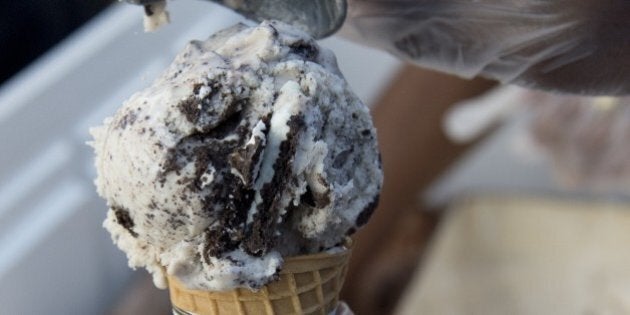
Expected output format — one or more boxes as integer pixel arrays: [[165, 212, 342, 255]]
[[168, 248, 351, 315]]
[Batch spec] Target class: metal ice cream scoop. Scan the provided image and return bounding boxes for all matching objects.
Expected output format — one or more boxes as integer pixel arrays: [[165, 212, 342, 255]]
[[124, 0, 347, 39]]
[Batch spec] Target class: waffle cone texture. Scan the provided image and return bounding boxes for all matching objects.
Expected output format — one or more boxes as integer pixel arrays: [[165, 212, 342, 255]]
[[168, 248, 351, 315]]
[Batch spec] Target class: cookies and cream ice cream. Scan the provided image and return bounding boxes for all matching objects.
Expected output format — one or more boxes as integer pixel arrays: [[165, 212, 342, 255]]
[[91, 21, 382, 291]]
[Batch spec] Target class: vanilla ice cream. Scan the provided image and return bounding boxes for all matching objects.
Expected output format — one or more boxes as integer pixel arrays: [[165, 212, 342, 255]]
[[91, 21, 382, 291]]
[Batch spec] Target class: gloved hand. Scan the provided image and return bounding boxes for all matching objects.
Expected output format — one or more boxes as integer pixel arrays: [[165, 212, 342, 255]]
[[341, 0, 630, 96]]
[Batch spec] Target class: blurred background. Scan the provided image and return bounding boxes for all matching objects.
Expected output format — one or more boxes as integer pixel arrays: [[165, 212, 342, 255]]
[[0, 1, 111, 85], [1, 1, 629, 314]]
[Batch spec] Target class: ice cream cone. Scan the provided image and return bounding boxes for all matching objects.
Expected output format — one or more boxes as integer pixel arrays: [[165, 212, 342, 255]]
[[167, 247, 351, 315]]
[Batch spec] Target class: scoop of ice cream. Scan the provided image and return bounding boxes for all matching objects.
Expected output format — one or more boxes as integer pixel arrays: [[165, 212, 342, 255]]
[[91, 21, 382, 291]]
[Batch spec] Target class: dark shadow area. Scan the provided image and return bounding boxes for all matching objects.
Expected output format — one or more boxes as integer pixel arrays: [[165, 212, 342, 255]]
[[0, 0, 112, 84]]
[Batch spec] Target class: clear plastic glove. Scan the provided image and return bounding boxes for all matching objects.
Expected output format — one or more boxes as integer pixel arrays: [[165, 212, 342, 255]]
[[341, 0, 630, 95]]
